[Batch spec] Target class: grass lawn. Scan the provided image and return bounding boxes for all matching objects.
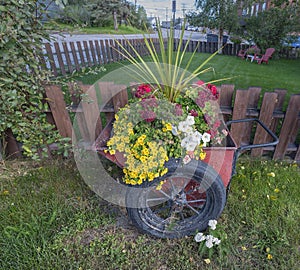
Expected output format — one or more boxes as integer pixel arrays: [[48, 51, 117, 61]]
[[45, 21, 148, 35], [0, 158, 299, 269], [71, 53, 300, 99]]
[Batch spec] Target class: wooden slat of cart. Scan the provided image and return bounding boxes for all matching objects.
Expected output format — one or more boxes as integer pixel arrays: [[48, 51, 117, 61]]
[[251, 92, 278, 157], [230, 89, 250, 146], [273, 95, 300, 160], [70, 42, 80, 71], [5, 129, 22, 158], [83, 41, 92, 67], [62, 42, 73, 73], [44, 43, 57, 76], [54, 42, 66, 75], [44, 85, 72, 138], [76, 41, 86, 67], [97, 82, 115, 123]]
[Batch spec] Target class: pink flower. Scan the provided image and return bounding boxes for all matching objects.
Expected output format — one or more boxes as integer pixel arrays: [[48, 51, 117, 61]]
[[140, 110, 156, 122], [196, 80, 205, 86], [141, 97, 158, 108], [189, 109, 198, 117], [174, 104, 183, 116]]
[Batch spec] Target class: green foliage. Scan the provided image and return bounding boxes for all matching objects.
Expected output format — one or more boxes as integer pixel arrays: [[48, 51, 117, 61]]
[[187, 0, 239, 46], [243, 5, 300, 51], [0, 0, 70, 159]]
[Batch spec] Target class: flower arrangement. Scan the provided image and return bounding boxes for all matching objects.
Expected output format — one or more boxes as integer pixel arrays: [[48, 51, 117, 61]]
[[106, 81, 228, 186]]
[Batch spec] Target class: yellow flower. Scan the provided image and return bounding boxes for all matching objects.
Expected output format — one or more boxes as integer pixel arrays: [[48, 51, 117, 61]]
[[148, 172, 155, 181], [109, 149, 116, 155], [162, 127, 167, 132], [267, 172, 275, 177], [203, 258, 211, 264], [140, 156, 147, 163], [267, 254, 273, 260], [141, 148, 149, 156], [200, 151, 206, 160], [165, 123, 172, 131], [161, 167, 168, 176]]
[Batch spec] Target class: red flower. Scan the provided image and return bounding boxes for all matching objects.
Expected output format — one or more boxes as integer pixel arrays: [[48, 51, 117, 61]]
[[189, 109, 198, 117], [207, 84, 219, 99], [135, 84, 152, 98]]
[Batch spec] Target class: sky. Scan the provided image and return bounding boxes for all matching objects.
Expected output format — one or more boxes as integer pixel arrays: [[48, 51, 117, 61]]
[[129, 0, 197, 21]]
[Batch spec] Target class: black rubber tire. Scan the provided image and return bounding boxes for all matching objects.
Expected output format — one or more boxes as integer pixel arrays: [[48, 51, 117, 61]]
[[126, 158, 227, 239]]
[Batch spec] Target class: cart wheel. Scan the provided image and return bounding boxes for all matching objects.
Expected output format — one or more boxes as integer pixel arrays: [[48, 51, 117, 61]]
[[126, 159, 226, 238]]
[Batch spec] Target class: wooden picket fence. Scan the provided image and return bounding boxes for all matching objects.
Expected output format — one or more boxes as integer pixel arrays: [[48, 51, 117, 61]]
[[6, 82, 299, 161], [41, 38, 300, 77]]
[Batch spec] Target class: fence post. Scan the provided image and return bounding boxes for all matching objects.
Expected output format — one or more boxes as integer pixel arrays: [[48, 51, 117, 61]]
[[273, 94, 300, 160], [44, 84, 73, 138]]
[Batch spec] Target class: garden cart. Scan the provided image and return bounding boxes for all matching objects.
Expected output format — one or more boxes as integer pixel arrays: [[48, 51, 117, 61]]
[[95, 118, 279, 239]]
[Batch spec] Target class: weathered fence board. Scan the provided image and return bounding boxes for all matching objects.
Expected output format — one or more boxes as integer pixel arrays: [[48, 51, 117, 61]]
[[4, 83, 299, 161], [42, 38, 300, 76], [44, 84, 73, 138], [273, 95, 300, 159], [251, 92, 278, 157]]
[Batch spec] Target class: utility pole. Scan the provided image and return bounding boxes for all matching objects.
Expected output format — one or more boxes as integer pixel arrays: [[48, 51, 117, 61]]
[[172, 0, 176, 31]]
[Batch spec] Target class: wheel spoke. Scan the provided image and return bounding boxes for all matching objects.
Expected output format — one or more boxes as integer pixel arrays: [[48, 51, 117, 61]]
[[186, 204, 200, 214], [187, 199, 206, 204]]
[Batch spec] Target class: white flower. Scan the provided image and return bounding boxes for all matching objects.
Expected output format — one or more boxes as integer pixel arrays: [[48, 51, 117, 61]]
[[194, 232, 206, 242], [208, 219, 217, 230], [202, 132, 211, 146], [178, 121, 192, 134], [171, 125, 178, 136], [180, 137, 189, 148], [205, 239, 214, 249], [213, 237, 221, 245], [185, 141, 198, 151], [192, 131, 202, 144], [185, 115, 195, 126]]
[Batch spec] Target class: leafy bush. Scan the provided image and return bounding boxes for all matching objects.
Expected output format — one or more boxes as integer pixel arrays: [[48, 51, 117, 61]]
[[0, 0, 70, 159]]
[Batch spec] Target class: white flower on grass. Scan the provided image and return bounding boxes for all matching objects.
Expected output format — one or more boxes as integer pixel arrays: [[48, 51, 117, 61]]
[[202, 132, 211, 146], [208, 219, 217, 230], [185, 115, 195, 126], [213, 237, 221, 245], [194, 232, 206, 242], [205, 235, 214, 249]]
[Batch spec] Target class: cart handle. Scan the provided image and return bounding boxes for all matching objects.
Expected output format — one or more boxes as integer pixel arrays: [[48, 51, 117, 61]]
[[226, 118, 279, 153]]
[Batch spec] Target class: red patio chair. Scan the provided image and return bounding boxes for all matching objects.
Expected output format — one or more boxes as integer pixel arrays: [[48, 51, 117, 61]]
[[253, 48, 275, 64], [237, 46, 260, 60]]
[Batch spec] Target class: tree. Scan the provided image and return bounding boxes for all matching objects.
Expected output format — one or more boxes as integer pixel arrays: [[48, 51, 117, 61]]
[[242, 0, 300, 51], [187, 0, 239, 53], [85, 0, 121, 30]]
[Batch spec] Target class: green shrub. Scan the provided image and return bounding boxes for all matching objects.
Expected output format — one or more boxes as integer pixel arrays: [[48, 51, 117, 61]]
[[0, 0, 70, 159]]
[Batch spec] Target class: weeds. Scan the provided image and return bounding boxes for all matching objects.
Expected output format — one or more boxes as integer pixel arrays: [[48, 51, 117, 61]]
[[0, 158, 299, 269]]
